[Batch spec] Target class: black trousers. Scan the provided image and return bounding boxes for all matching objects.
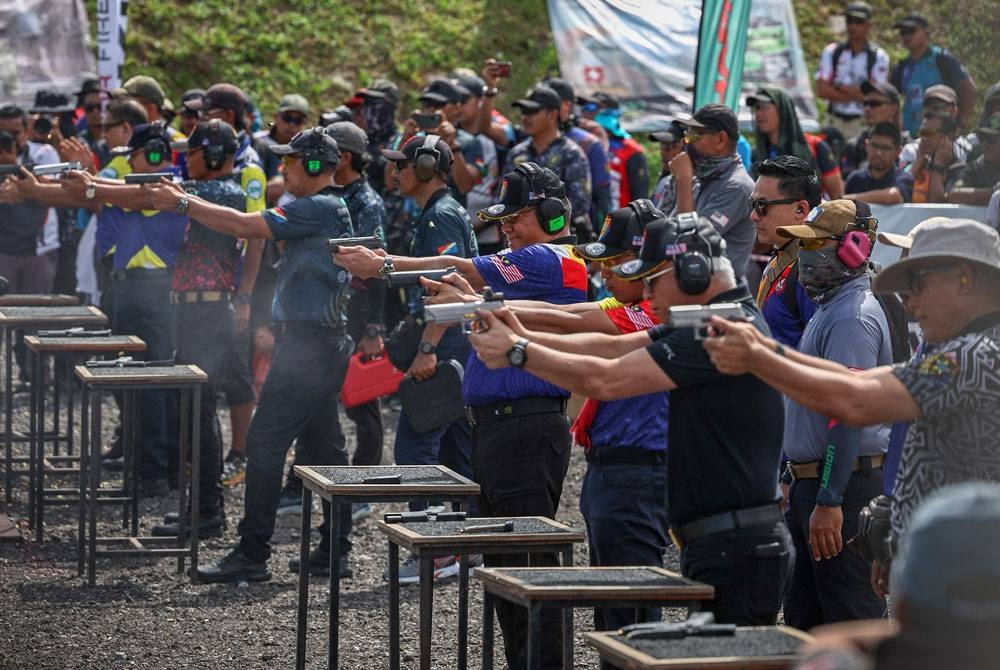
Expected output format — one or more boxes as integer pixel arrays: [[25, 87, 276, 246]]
[[473, 410, 572, 670]]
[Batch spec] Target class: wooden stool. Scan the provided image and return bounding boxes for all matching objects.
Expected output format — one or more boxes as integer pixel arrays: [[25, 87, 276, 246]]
[[379, 515, 586, 670], [473, 567, 715, 670], [584, 625, 813, 669], [0, 305, 105, 505], [76, 362, 206, 585], [24, 334, 145, 543], [293, 464, 480, 670]]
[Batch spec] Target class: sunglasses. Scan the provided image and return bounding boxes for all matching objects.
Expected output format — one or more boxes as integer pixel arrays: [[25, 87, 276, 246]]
[[747, 196, 798, 217], [83, 103, 102, 113], [862, 99, 889, 108], [918, 128, 942, 138], [907, 263, 955, 295], [641, 266, 675, 287], [899, 26, 918, 36], [798, 235, 842, 251], [752, 101, 775, 113], [684, 128, 703, 142], [280, 113, 306, 125], [846, 16, 867, 24], [280, 154, 301, 166]]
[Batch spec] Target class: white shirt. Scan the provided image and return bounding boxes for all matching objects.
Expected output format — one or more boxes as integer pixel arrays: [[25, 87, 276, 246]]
[[26, 141, 60, 256], [816, 41, 890, 118]]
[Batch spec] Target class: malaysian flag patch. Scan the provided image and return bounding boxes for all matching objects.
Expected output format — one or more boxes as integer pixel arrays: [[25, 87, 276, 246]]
[[626, 304, 656, 330], [437, 242, 458, 255], [491, 255, 525, 283]]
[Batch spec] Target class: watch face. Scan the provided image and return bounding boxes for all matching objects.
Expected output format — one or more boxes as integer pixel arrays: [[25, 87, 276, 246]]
[[507, 345, 526, 367], [419, 341, 435, 354]]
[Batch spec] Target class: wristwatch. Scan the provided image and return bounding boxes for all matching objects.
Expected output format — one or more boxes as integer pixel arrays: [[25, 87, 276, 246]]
[[418, 340, 437, 355], [85, 182, 97, 200], [377, 256, 395, 280], [234, 293, 252, 306], [176, 195, 190, 215], [365, 324, 385, 338], [506, 338, 529, 368]]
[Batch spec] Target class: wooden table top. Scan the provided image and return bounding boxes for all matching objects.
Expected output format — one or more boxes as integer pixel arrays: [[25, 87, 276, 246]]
[[25, 335, 145, 353], [473, 566, 716, 603], [0, 294, 79, 307], [0, 305, 106, 328], [75, 363, 207, 386], [294, 464, 480, 498]]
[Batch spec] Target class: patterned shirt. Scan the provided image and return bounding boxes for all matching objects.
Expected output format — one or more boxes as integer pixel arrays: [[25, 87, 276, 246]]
[[503, 134, 592, 231], [890, 314, 1000, 539], [172, 175, 248, 292]]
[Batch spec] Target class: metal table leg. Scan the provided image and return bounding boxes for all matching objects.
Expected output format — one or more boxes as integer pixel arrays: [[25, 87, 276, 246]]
[[4, 326, 14, 505], [328, 497, 342, 670], [482, 590, 494, 670], [389, 540, 400, 670], [86, 386, 102, 586], [27, 348, 39, 533], [188, 385, 201, 581], [458, 553, 470, 670], [562, 547, 574, 670], [77, 383, 89, 576], [527, 601, 543, 670], [295, 486, 312, 670], [419, 555, 433, 670], [176, 388, 190, 575]]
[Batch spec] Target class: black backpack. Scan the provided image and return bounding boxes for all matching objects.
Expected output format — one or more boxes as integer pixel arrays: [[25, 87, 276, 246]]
[[831, 42, 879, 85], [781, 263, 912, 363]]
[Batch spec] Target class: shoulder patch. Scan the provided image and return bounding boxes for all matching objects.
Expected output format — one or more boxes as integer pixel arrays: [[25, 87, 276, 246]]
[[917, 351, 960, 377]]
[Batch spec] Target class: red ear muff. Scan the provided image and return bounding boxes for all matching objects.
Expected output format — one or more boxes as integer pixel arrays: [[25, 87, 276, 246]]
[[838, 230, 872, 269]]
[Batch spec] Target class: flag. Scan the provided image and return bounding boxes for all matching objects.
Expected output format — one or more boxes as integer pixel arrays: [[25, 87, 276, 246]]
[[97, 0, 129, 101], [693, 0, 752, 111]]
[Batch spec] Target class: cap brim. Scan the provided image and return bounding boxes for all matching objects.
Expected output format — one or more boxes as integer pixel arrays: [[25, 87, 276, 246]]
[[574, 241, 629, 261], [513, 100, 543, 111], [357, 89, 386, 100], [877, 231, 914, 249], [776, 225, 835, 240], [476, 203, 532, 222], [277, 106, 309, 115], [613, 259, 668, 281], [419, 93, 450, 104], [649, 131, 680, 143], [894, 20, 921, 28], [269, 144, 299, 156], [873, 254, 967, 294], [381, 148, 407, 161], [845, 11, 871, 19]]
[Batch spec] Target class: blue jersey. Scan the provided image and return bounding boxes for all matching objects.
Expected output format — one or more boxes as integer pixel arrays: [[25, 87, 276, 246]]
[[263, 186, 353, 327], [464, 242, 588, 405], [98, 205, 188, 271]]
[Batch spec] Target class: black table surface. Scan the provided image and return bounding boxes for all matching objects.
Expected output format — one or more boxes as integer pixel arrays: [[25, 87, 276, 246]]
[[474, 566, 716, 601], [75, 364, 207, 385], [295, 464, 480, 497]]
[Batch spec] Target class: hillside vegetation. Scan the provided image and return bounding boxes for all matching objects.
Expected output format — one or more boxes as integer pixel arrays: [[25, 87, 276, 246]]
[[85, 1, 997, 121]]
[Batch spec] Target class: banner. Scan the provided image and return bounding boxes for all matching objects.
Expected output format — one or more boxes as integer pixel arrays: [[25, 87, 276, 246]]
[[694, 0, 752, 111], [0, 0, 96, 108], [547, 0, 818, 130], [96, 0, 128, 98]]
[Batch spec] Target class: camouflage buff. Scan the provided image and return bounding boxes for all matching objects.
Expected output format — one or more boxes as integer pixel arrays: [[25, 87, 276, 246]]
[[502, 134, 593, 236], [341, 177, 386, 240]]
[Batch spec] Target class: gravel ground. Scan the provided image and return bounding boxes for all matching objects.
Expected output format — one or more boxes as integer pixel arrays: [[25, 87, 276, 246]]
[[0, 385, 684, 670]]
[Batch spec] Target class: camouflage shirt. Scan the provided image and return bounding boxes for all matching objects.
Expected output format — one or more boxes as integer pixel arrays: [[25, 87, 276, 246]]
[[503, 134, 593, 232]]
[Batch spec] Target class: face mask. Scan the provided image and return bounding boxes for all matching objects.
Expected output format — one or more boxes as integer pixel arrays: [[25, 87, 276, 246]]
[[798, 247, 865, 300]]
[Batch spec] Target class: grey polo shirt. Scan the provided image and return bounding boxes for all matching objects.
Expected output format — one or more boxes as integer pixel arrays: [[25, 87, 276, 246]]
[[692, 162, 755, 278], [783, 275, 892, 462]]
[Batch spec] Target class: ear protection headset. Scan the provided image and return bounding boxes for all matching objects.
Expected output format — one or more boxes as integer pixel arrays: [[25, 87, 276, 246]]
[[837, 201, 877, 269], [413, 134, 444, 182], [628, 199, 663, 227], [514, 162, 567, 234], [672, 212, 726, 295], [142, 121, 169, 166], [202, 119, 228, 171], [301, 126, 332, 177]]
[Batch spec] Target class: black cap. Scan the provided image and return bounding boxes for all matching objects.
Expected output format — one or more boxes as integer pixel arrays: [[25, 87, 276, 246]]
[[894, 11, 929, 29], [477, 162, 566, 221], [186, 120, 239, 154], [978, 112, 1000, 138], [382, 134, 454, 173], [126, 121, 172, 151], [187, 83, 248, 116], [745, 88, 776, 108], [31, 89, 74, 114], [270, 126, 341, 167], [614, 213, 726, 281], [513, 84, 561, 112], [77, 79, 101, 97], [419, 78, 463, 105], [454, 74, 486, 98], [543, 77, 575, 103], [325, 121, 368, 156], [358, 79, 400, 106], [650, 121, 687, 143], [593, 92, 620, 110], [860, 81, 900, 104], [676, 103, 739, 140], [844, 1, 873, 19], [576, 200, 665, 260]]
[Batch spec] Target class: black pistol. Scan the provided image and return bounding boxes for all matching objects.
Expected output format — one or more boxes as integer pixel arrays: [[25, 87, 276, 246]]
[[123, 172, 175, 185], [326, 235, 385, 254]]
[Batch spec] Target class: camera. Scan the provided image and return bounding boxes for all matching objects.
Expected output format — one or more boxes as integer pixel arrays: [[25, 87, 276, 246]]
[[412, 111, 442, 130], [494, 61, 512, 78], [846, 494, 894, 562]]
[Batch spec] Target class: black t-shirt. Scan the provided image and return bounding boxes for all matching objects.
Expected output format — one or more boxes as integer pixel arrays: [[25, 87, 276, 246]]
[[646, 286, 785, 527]]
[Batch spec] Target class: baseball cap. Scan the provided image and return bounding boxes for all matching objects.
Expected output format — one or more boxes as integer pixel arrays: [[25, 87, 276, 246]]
[[576, 200, 665, 261], [477, 162, 566, 222], [890, 483, 1000, 626], [543, 77, 575, 103], [614, 213, 726, 281], [745, 88, 776, 108], [676, 104, 739, 140], [277, 94, 310, 116], [325, 121, 368, 156], [454, 73, 486, 98], [382, 134, 453, 173], [186, 120, 239, 154], [359, 79, 400, 106], [269, 126, 341, 167], [873, 218, 1000, 294], [419, 78, 463, 105], [894, 11, 929, 29], [777, 199, 877, 240], [650, 120, 687, 144], [513, 85, 562, 112], [117, 75, 166, 108], [860, 81, 900, 104], [188, 83, 248, 116], [77, 79, 101, 97], [844, 1, 873, 19], [924, 84, 957, 106], [30, 89, 74, 114], [978, 112, 1000, 138], [126, 121, 172, 151], [593, 92, 620, 110]]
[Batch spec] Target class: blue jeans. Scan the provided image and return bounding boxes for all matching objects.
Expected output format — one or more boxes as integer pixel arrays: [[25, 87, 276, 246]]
[[784, 471, 886, 629], [580, 459, 669, 631], [111, 271, 174, 481], [680, 521, 793, 625], [236, 325, 353, 562]]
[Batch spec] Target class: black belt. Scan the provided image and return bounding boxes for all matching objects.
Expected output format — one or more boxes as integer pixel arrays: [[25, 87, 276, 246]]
[[271, 321, 346, 338], [669, 503, 782, 550], [831, 111, 862, 121], [464, 396, 567, 427], [110, 267, 170, 283], [586, 447, 666, 466], [788, 454, 884, 481]]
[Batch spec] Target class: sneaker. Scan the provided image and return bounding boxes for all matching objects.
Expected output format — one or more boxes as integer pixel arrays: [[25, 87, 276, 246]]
[[351, 502, 372, 521], [288, 548, 352, 579], [197, 546, 271, 584], [275, 489, 301, 516], [221, 457, 246, 488], [151, 515, 225, 539], [385, 553, 460, 585]]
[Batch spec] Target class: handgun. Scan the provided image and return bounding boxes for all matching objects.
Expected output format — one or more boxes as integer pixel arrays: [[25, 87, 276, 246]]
[[460, 520, 515, 534], [37, 327, 112, 338], [362, 474, 401, 484], [326, 235, 385, 254], [85, 357, 175, 368], [620, 612, 735, 640], [124, 172, 175, 185], [383, 510, 467, 524], [32, 161, 82, 176], [667, 302, 750, 340], [423, 286, 505, 333], [387, 267, 456, 287], [0, 165, 24, 179]]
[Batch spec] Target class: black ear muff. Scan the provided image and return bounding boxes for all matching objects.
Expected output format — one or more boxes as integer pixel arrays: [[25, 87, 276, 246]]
[[628, 198, 662, 226], [301, 126, 329, 177], [414, 134, 443, 182], [202, 118, 227, 171], [515, 162, 567, 234], [672, 212, 722, 295]]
